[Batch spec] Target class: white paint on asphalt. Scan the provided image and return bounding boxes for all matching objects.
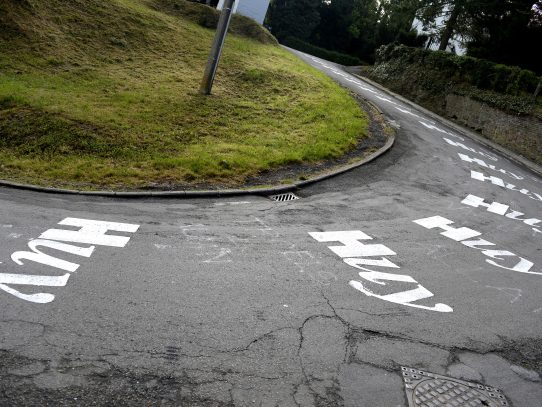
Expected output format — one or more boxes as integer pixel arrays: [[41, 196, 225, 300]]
[[461, 194, 541, 234], [413, 216, 481, 242], [309, 230, 396, 258], [356, 84, 377, 94], [458, 153, 523, 180], [309, 230, 453, 312], [394, 106, 421, 118], [375, 95, 397, 105], [413, 216, 538, 275], [303, 52, 542, 310], [419, 120, 464, 141], [12, 239, 95, 272], [348, 278, 452, 313], [40, 218, 138, 247], [461, 195, 509, 215], [1, 218, 140, 304], [470, 171, 542, 202], [443, 137, 498, 161]]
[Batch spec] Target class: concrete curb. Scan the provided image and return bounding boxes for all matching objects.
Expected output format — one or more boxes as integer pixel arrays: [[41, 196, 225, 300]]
[[0, 133, 395, 199], [347, 70, 542, 177]]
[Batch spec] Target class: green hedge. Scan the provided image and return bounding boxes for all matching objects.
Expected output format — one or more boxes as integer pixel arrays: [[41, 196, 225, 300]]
[[375, 44, 540, 97], [283, 37, 362, 66]]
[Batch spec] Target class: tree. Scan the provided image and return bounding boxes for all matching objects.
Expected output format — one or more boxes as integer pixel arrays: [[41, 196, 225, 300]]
[[377, 0, 425, 47], [310, 0, 355, 53], [266, 0, 320, 42], [414, 0, 542, 62], [466, 0, 542, 74], [349, 0, 424, 61], [349, 0, 380, 61], [414, 0, 476, 51]]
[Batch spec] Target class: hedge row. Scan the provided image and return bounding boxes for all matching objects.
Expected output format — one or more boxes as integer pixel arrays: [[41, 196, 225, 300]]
[[375, 44, 540, 97], [282, 37, 362, 67]]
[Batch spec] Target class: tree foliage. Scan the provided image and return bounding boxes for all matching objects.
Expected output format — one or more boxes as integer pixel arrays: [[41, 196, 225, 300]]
[[414, 0, 542, 73], [265, 0, 542, 72], [466, 0, 542, 74], [309, 0, 355, 53], [266, 0, 320, 41]]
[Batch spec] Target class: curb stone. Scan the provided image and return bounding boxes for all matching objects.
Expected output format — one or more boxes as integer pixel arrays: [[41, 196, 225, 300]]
[[0, 122, 395, 200], [346, 70, 542, 177], [0, 52, 400, 199]]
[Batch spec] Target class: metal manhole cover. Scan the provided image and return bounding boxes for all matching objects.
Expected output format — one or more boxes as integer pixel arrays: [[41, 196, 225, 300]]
[[269, 192, 299, 202], [401, 367, 509, 407]]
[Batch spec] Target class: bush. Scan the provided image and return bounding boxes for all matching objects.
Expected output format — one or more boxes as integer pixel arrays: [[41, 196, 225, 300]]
[[282, 37, 362, 66], [375, 44, 541, 97], [454, 88, 536, 115]]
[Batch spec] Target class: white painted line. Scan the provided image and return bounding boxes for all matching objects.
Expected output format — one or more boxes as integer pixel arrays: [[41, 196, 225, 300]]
[[461, 195, 509, 215], [1, 217, 140, 303], [348, 279, 452, 313], [309, 230, 452, 312], [458, 153, 522, 179], [444, 138, 498, 161], [375, 95, 397, 105], [470, 171, 542, 202], [40, 218, 138, 247], [413, 216, 481, 241], [395, 106, 421, 118], [419, 121, 464, 141], [413, 215, 538, 275], [461, 194, 541, 234]]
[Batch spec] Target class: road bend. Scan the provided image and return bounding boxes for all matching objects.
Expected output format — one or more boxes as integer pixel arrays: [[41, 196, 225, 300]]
[[1, 51, 541, 406]]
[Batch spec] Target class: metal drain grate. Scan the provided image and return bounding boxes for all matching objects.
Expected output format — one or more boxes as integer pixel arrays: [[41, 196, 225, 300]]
[[269, 192, 299, 202], [401, 367, 508, 407]]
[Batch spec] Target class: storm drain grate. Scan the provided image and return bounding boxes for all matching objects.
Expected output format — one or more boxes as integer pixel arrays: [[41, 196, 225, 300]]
[[269, 192, 299, 202], [401, 367, 509, 407]]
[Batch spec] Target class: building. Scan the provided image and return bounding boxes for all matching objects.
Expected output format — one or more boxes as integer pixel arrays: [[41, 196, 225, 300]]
[[216, 0, 271, 25]]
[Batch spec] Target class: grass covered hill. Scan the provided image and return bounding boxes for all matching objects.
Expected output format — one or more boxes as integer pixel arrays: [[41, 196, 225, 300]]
[[0, 0, 367, 190]]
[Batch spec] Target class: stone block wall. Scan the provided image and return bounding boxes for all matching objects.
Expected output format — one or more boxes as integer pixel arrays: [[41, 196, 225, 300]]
[[445, 94, 542, 164]]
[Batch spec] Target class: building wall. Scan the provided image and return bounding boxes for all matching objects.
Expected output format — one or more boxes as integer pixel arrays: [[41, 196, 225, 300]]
[[217, 0, 271, 25]]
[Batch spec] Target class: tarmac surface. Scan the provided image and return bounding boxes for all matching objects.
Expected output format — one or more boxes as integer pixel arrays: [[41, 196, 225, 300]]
[[0, 50, 541, 406]]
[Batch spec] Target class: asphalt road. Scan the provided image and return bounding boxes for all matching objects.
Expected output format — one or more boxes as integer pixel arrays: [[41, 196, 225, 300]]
[[1, 51, 541, 407]]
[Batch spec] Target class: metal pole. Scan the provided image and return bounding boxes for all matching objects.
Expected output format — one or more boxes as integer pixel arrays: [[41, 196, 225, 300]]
[[200, 0, 236, 95]]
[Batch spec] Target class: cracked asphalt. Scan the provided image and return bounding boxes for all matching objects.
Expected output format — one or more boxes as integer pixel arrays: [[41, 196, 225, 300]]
[[1, 50, 541, 406]]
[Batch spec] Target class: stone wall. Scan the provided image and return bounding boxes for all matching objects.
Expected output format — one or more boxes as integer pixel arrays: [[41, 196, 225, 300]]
[[355, 44, 542, 165], [445, 94, 542, 164]]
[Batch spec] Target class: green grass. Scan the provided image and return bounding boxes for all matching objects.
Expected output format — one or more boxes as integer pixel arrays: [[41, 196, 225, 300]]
[[0, 0, 368, 189]]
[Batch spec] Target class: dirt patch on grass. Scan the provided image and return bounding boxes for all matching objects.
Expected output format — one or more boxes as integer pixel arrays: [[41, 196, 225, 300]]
[[0, 105, 120, 157]]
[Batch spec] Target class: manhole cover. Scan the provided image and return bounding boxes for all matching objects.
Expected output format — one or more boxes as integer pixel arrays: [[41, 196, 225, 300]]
[[401, 367, 509, 407], [269, 192, 299, 202]]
